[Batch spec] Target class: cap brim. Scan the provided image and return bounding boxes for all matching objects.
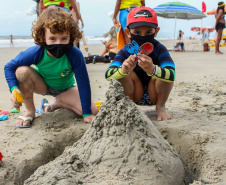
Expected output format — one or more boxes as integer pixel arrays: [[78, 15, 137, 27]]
[[128, 22, 158, 29]]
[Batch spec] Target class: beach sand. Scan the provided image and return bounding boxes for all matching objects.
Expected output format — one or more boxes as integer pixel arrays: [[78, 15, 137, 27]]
[[0, 40, 226, 184]]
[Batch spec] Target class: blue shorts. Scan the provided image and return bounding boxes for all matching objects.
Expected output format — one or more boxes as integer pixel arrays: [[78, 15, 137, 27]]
[[119, 6, 139, 31], [136, 87, 156, 106], [45, 85, 74, 97], [119, 10, 129, 31]]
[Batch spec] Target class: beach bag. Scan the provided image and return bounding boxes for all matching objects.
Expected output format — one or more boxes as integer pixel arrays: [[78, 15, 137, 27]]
[[84, 55, 110, 64], [203, 43, 209, 52]]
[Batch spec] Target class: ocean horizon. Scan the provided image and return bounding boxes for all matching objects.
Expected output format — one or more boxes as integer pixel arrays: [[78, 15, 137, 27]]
[[0, 35, 175, 48]]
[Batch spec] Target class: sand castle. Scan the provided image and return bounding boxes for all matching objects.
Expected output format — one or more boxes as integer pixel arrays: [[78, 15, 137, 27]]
[[24, 79, 185, 185]]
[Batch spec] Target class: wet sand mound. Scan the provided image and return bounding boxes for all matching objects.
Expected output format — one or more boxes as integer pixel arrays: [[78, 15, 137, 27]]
[[25, 79, 185, 185], [0, 109, 89, 185]]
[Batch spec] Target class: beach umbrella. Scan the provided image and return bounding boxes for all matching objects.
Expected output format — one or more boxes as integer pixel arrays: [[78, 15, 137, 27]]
[[191, 26, 214, 33], [153, 2, 206, 49]]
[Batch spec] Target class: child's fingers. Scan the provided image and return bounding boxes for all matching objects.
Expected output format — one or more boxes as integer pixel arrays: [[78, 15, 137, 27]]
[[127, 56, 137, 66], [137, 53, 150, 60], [137, 54, 153, 64]]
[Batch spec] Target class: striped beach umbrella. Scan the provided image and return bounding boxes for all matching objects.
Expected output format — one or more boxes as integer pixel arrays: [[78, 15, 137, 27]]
[[153, 2, 206, 20], [153, 2, 206, 50]]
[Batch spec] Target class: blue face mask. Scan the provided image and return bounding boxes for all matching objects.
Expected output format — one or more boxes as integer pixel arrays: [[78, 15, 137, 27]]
[[43, 42, 73, 58], [130, 33, 155, 46]]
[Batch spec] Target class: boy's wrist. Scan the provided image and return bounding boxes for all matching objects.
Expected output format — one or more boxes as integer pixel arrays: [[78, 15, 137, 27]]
[[82, 114, 92, 118], [10, 86, 19, 93], [147, 64, 158, 76], [120, 67, 129, 75]]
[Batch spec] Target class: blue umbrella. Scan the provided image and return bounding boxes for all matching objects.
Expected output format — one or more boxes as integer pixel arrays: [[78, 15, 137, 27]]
[[153, 2, 206, 50], [153, 2, 206, 20]]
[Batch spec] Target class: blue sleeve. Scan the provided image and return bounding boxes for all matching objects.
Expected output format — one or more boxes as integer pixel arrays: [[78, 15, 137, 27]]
[[152, 42, 176, 82], [67, 47, 92, 115], [4, 46, 44, 92], [105, 47, 130, 80]]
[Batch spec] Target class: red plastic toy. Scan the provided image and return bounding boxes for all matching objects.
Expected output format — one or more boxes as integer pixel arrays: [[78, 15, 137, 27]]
[[139, 42, 154, 55], [0, 111, 9, 115], [0, 152, 3, 161]]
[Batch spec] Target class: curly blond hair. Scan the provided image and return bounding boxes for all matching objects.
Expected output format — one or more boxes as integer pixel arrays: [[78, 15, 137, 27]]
[[32, 6, 82, 46]]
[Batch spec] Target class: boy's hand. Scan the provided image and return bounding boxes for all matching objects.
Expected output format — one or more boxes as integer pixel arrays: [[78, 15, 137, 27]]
[[84, 115, 95, 123], [11, 89, 22, 108], [137, 53, 155, 74], [121, 55, 137, 74]]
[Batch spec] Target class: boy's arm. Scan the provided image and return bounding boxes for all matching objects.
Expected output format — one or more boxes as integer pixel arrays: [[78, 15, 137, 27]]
[[105, 64, 127, 81], [149, 44, 176, 82], [105, 48, 129, 81], [67, 47, 92, 117], [4, 46, 43, 92]]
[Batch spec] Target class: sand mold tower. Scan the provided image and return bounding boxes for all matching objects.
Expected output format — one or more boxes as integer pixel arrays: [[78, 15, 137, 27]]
[[25, 79, 185, 185]]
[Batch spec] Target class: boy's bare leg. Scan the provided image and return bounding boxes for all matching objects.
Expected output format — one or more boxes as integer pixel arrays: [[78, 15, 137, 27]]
[[15, 66, 47, 126], [118, 71, 143, 102], [148, 78, 174, 121], [44, 87, 98, 118]]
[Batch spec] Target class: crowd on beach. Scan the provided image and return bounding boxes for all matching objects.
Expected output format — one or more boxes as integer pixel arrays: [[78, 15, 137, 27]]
[[3, 0, 226, 129]]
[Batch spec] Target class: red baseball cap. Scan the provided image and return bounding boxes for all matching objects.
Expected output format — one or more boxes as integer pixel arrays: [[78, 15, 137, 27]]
[[127, 6, 158, 29]]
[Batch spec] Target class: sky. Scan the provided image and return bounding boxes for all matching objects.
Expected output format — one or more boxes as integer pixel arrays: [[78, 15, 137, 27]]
[[0, 0, 218, 38]]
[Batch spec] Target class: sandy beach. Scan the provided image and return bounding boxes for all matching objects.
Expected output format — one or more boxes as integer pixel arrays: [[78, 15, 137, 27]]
[[0, 40, 226, 185]]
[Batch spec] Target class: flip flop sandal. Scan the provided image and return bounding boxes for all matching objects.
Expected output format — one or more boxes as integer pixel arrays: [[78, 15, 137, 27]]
[[15, 116, 33, 128], [40, 98, 54, 114]]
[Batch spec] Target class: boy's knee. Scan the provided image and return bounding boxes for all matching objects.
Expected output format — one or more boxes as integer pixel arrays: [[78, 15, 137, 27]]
[[15, 66, 31, 81]]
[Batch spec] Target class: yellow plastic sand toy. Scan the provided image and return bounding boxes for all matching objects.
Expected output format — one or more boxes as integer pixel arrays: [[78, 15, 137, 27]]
[[13, 90, 24, 111], [94, 101, 103, 111]]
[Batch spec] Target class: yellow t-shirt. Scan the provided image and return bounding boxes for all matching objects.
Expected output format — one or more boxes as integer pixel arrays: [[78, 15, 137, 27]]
[[43, 0, 71, 11], [120, 0, 142, 9]]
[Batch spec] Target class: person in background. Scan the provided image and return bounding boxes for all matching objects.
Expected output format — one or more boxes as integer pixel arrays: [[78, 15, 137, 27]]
[[39, 0, 81, 22], [70, 1, 87, 51], [100, 26, 120, 61], [32, 0, 40, 16], [112, 0, 145, 45], [4, 7, 98, 128], [105, 7, 175, 121], [214, 1, 225, 55], [178, 30, 184, 41], [10, 35, 14, 47]]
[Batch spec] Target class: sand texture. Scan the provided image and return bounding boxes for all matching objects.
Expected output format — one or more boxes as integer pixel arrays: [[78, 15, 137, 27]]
[[24, 79, 185, 185], [0, 41, 226, 185]]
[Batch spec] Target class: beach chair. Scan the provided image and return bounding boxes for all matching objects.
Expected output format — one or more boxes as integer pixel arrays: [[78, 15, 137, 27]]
[[192, 32, 207, 51], [204, 30, 226, 47]]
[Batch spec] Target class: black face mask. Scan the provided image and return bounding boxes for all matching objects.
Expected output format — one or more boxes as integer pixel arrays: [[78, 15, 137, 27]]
[[43, 42, 73, 58], [130, 33, 155, 46]]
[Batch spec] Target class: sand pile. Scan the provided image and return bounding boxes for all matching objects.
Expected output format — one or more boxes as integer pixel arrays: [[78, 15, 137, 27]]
[[24, 79, 185, 185]]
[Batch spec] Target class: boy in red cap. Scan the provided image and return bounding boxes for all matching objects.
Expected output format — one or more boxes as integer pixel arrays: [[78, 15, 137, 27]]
[[105, 6, 175, 121]]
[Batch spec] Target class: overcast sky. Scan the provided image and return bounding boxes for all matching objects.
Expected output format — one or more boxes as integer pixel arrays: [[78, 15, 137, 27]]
[[0, 0, 218, 37]]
